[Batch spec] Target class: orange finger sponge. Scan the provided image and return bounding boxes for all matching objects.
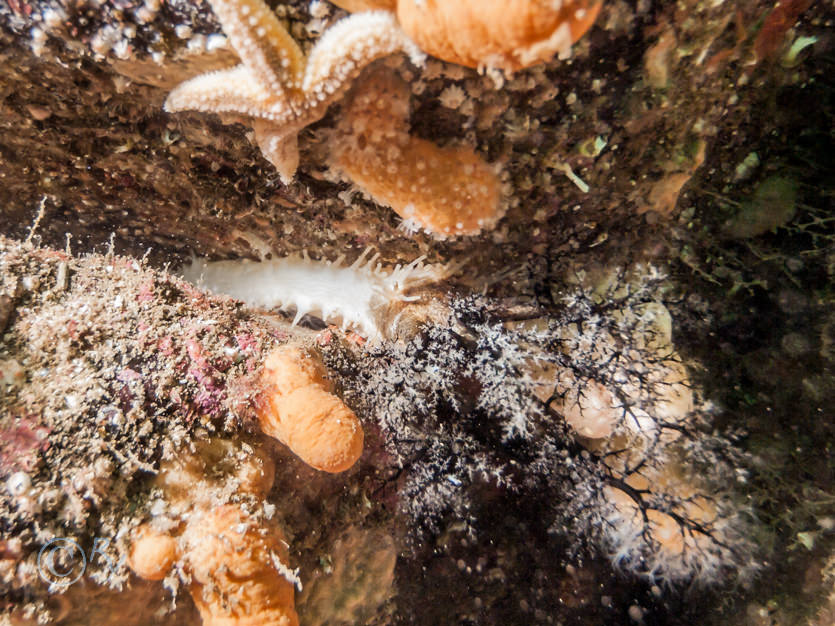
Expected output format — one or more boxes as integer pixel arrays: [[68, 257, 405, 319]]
[[258, 345, 363, 473], [128, 525, 180, 582], [185, 505, 299, 626], [263, 385, 365, 474], [397, 0, 602, 71], [262, 344, 329, 396]]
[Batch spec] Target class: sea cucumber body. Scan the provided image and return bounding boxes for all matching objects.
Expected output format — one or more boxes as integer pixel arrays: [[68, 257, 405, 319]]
[[182, 250, 441, 339]]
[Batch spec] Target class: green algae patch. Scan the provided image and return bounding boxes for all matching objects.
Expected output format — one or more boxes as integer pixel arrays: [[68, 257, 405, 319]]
[[724, 176, 799, 239]]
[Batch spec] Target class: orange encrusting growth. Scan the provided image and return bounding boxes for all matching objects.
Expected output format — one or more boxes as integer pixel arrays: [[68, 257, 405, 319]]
[[127, 525, 180, 581], [127, 441, 301, 626], [396, 0, 602, 71], [184, 505, 300, 626], [331, 68, 502, 238], [257, 345, 364, 473]]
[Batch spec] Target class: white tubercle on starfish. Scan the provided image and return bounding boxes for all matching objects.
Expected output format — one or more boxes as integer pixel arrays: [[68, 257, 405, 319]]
[[302, 11, 425, 97], [207, 0, 306, 95]]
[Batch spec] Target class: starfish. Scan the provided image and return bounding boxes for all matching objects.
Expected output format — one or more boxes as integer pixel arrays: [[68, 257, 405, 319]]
[[164, 0, 424, 183], [329, 67, 503, 238]]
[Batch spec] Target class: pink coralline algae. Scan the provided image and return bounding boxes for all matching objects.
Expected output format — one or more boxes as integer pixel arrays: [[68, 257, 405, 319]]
[[0, 415, 50, 474]]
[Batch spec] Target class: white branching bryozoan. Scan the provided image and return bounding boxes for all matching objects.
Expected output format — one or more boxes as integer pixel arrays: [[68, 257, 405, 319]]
[[323, 263, 757, 586]]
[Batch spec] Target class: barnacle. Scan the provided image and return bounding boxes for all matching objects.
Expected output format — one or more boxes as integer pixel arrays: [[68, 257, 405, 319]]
[[256, 345, 363, 473], [330, 67, 503, 238]]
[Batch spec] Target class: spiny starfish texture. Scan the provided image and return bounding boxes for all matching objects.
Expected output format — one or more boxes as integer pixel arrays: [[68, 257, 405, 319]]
[[165, 0, 425, 183], [330, 67, 503, 238], [332, 0, 395, 11]]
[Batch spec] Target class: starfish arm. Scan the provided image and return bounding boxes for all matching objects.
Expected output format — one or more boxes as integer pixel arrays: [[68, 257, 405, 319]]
[[164, 65, 294, 121], [253, 119, 301, 184], [207, 0, 306, 97], [330, 0, 396, 10], [302, 11, 425, 102]]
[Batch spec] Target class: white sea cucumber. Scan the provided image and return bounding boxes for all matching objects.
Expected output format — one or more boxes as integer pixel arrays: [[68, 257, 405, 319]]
[[181, 249, 448, 340]]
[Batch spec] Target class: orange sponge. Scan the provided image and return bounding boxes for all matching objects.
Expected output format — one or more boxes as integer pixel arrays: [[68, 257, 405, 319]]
[[185, 505, 299, 626], [127, 525, 180, 582], [262, 344, 329, 396], [257, 345, 364, 473], [397, 0, 603, 70]]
